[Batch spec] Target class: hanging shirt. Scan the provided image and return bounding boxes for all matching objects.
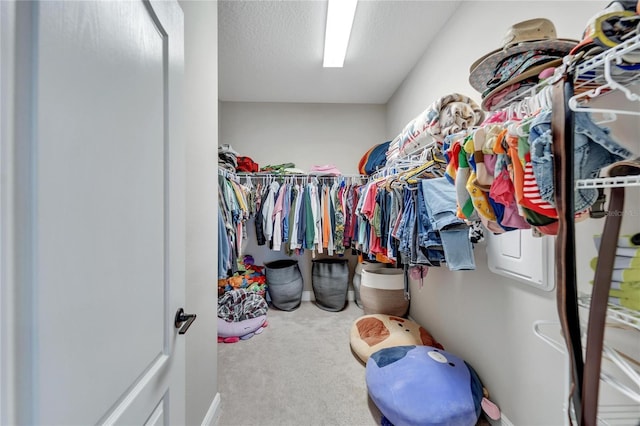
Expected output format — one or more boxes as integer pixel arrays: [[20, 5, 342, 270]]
[[218, 209, 231, 278], [310, 182, 323, 254], [343, 184, 354, 249], [361, 182, 378, 221], [289, 185, 303, 251], [254, 185, 268, 246], [304, 184, 315, 250], [271, 183, 287, 251], [333, 181, 346, 255], [262, 181, 280, 245], [322, 185, 332, 252], [506, 118, 557, 219], [282, 183, 292, 243]]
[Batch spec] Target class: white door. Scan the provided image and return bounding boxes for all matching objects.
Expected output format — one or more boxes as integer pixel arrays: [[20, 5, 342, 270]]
[[1, 1, 186, 424]]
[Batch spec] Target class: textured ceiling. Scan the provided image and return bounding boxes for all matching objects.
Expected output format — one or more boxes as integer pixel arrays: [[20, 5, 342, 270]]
[[218, 0, 462, 104]]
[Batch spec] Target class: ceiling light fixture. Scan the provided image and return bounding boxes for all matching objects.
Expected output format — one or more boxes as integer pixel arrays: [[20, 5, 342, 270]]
[[322, 0, 358, 68]]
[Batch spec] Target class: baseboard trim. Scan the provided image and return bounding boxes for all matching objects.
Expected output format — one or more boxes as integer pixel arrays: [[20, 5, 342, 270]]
[[301, 290, 355, 302], [301, 290, 313, 302], [496, 413, 514, 426], [201, 392, 220, 426]]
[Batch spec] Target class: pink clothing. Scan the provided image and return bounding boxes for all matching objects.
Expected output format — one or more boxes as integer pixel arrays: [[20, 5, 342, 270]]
[[361, 183, 378, 220], [309, 164, 342, 176]]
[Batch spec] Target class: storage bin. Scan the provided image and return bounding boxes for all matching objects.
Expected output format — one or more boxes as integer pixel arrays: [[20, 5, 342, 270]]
[[360, 268, 408, 317], [311, 258, 349, 311], [264, 259, 303, 311], [353, 260, 388, 309]]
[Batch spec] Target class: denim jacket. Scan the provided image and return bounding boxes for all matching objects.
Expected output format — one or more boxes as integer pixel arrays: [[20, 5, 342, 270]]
[[529, 110, 633, 212]]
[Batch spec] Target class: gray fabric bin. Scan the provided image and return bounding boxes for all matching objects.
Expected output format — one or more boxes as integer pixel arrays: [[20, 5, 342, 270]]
[[312, 258, 349, 312], [265, 259, 303, 311]]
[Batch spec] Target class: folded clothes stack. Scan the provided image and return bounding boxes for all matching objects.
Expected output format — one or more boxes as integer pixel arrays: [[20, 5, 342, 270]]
[[219, 144, 239, 171], [309, 164, 342, 176], [591, 233, 640, 311]]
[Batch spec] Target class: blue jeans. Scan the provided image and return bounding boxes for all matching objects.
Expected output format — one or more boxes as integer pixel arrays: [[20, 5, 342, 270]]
[[420, 178, 475, 270], [440, 228, 476, 271], [529, 110, 633, 212], [397, 187, 414, 258], [416, 182, 444, 265], [420, 177, 466, 230]]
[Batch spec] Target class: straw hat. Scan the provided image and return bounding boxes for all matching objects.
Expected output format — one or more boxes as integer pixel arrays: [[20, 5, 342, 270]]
[[469, 18, 578, 94]]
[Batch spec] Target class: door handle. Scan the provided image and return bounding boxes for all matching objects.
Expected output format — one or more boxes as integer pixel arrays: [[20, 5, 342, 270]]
[[174, 308, 197, 335]]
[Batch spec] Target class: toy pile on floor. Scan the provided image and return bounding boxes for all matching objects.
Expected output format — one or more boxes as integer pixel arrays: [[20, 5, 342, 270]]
[[218, 255, 267, 298], [217, 255, 269, 343], [217, 288, 268, 343]]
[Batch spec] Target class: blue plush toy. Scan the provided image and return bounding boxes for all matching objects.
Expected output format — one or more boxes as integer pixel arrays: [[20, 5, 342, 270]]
[[366, 345, 499, 426]]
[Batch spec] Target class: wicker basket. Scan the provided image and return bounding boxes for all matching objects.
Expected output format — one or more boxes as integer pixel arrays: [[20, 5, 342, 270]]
[[353, 261, 388, 309], [360, 268, 408, 317]]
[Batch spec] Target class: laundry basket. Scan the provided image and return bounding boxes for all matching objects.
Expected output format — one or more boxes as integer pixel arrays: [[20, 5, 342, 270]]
[[360, 268, 408, 317], [353, 260, 388, 309], [264, 259, 303, 311], [311, 258, 349, 311]]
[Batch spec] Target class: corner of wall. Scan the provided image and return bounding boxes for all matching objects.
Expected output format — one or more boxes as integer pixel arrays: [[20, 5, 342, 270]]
[[181, 1, 219, 424]]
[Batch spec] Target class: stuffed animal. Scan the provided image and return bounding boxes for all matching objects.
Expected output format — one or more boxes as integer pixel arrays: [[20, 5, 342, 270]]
[[366, 345, 500, 426], [350, 314, 442, 364]]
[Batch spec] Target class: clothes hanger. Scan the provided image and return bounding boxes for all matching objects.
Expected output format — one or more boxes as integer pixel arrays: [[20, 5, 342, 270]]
[[604, 49, 640, 103], [568, 84, 640, 116], [398, 160, 437, 183]]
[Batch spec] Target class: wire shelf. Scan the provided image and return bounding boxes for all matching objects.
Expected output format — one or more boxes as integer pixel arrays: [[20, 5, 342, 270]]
[[596, 404, 640, 425], [572, 33, 640, 113], [576, 175, 640, 189], [576, 33, 640, 76], [578, 294, 640, 332]]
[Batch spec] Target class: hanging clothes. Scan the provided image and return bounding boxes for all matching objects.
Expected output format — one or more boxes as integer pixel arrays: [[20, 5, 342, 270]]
[[218, 172, 251, 277]]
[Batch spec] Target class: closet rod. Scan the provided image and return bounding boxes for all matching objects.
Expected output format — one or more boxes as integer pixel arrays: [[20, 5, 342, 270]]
[[218, 168, 239, 181], [235, 172, 368, 179]]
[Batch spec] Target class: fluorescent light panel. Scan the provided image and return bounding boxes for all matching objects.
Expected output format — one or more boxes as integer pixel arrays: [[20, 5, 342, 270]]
[[323, 0, 358, 68]]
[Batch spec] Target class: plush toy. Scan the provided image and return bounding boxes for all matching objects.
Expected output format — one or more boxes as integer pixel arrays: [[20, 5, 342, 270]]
[[217, 315, 267, 343], [218, 278, 228, 296], [227, 275, 244, 289], [218, 289, 269, 343], [350, 314, 441, 364], [366, 345, 500, 426]]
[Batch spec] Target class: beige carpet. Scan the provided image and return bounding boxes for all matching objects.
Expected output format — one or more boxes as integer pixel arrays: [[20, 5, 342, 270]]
[[217, 301, 382, 426]]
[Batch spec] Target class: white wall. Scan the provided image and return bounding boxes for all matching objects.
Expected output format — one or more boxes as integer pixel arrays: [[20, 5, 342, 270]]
[[220, 102, 386, 175], [181, 1, 219, 424], [386, 2, 623, 424]]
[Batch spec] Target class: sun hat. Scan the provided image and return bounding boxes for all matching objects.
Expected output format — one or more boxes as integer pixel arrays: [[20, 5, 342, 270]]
[[480, 58, 563, 111], [480, 50, 565, 97], [469, 18, 578, 93]]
